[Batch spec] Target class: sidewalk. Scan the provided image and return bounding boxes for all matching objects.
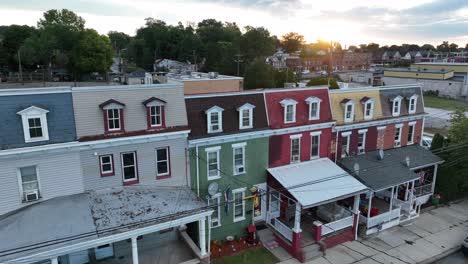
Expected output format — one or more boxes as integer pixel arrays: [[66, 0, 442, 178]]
[[277, 199, 468, 264]]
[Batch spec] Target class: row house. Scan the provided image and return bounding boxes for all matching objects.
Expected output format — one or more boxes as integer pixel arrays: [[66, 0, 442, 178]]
[[0, 84, 212, 264], [330, 85, 443, 235], [185, 92, 271, 245], [263, 87, 368, 262]]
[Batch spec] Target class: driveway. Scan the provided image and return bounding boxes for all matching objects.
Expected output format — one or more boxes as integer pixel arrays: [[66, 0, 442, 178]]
[[425, 107, 468, 129]]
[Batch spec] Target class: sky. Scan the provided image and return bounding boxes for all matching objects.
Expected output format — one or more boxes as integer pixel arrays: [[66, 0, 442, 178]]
[[0, 0, 467, 47]]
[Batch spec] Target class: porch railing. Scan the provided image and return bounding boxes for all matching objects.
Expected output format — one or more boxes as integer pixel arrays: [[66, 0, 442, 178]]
[[414, 183, 432, 197], [393, 198, 413, 215], [270, 218, 293, 241], [321, 215, 354, 236], [367, 207, 401, 228]]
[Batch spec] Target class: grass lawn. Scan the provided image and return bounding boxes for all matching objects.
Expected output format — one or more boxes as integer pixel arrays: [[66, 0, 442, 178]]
[[424, 95, 468, 111], [212, 247, 279, 264]]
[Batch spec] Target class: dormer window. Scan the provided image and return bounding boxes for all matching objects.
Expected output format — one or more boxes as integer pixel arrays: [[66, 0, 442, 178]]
[[408, 94, 418, 114], [143, 97, 166, 128], [361, 97, 374, 120], [99, 99, 125, 133], [237, 103, 255, 129], [17, 106, 50, 143], [280, 98, 298, 124], [391, 95, 403, 117], [305, 96, 321, 120], [205, 106, 224, 133], [341, 99, 355, 123]]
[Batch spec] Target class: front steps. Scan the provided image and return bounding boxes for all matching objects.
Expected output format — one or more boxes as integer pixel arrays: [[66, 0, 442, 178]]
[[302, 243, 322, 261]]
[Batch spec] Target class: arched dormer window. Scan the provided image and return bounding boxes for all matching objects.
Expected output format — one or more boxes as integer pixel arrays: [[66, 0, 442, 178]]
[[17, 106, 50, 143], [280, 98, 298, 124], [360, 97, 374, 120], [143, 97, 166, 129], [391, 95, 403, 117], [408, 94, 418, 114], [237, 103, 255, 129], [341, 99, 355, 123], [205, 106, 224, 133], [99, 99, 125, 133], [305, 96, 321, 120]]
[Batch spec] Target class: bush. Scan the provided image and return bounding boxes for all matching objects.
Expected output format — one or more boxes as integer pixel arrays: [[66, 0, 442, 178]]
[[306, 77, 339, 89], [423, 90, 439, 97]]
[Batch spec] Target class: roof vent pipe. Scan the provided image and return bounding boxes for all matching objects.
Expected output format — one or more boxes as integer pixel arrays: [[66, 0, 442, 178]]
[[405, 156, 410, 167], [378, 149, 384, 160], [354, 163, 360, 175]]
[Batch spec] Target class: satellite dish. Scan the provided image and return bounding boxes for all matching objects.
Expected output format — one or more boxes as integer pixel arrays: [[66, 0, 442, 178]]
[[208, 182, 219, 196]]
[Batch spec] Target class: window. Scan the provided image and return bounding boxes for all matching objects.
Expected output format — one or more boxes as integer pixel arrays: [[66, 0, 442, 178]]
[[205, 106, 224, 133], [237, 103, 255, 129], [357, 129, 367, 154], [407, 122, 416, 144], [306, 97, 322, 120], [343, 101, 355, 123], [233, 188, 246, 222], [394, 124, 403, 147], [232, 143, 246, 175], [156, 147, 170, 177], [17, 106, 50, 143], [392, 96, 403, 116], [290, 135, 302, 163], [341, 132, 351, 158], [99, 155, 114, 176], [18, 166, 40, 202], [107, 109, 122, 131], [270, 191, 280, 214], [408, 95, 418, 114], [362, 98, 374, 120], [208, 195, 221, 228], [310, 131, 321, 159], [206, 146, 221, 180], [150, 105, 163, 127], [121, 152, 138, 184], [280, 99, 298, 123]]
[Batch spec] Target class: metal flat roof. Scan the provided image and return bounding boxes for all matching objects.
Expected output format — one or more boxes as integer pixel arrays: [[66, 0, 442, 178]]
[[268, 158, 368, 208], [339, 145, 443, 191]]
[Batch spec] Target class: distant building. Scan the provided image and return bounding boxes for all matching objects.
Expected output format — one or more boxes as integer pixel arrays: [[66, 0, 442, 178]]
[[126, 70, 153, 85], [167, 71, 243, 95], [154, 59, 198, 73]]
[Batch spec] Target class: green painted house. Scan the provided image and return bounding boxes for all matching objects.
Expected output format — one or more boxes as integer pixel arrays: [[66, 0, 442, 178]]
[[185, 91, 271, 241]]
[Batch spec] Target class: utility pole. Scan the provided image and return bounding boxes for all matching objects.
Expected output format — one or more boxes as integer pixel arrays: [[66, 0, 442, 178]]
[[192, 50, 198, 72], [234, 54, 243, 77]]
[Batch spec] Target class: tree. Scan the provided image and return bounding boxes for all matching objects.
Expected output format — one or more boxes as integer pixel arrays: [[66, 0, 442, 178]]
[[421, 44, 436, 51], [306, 77, 339, 89], [69, 29, 113, 78], [243, 58, 274, 89], [366, 43, 380, 54], [0, 25, 36, 68], [448, 109, 468, 143], [240, 26, 276, 64], [449, 43, 458, 52], [38, 9, 85, 31], [281, 32, 304, 53], [273, 69, 297, 87], [437, 41, 450, 52], [430, 133, 445, 151], [108, 31, 131, 51]]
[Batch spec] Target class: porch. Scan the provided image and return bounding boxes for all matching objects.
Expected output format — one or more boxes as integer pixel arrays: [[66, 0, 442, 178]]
[[265, 158, 368, 262]]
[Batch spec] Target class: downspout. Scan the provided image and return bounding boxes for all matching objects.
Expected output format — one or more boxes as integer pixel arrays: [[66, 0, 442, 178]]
[[196, 144, 200, 197], [334, 130, 339, 162]]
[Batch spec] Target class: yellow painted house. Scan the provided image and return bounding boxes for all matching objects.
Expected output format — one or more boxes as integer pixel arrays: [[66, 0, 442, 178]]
[[329, 89, 383, 125], [384, 69, 454, 80], [411, 62, 468, 73]]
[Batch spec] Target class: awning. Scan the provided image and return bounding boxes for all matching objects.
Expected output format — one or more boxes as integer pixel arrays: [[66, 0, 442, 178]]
[[339, 145, 443, 191], [267, 158, 368, 208]]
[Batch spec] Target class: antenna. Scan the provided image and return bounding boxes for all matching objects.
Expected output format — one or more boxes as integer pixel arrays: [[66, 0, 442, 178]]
[[234, 54, 244, 77]]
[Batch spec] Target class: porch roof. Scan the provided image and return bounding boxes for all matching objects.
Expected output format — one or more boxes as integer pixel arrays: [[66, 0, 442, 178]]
[[339, 145, 443, 191], [267, 158, 368, 208], [0, 186, 208, 263]]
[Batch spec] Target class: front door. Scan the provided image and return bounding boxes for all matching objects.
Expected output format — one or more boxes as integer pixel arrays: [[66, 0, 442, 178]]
[[254, 183, 267, 222]]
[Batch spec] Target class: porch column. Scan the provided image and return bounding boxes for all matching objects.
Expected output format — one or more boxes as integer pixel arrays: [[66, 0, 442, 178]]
[[51, 257, 58, 264], [131, 237, 139, 264], [293, 202, 302, 233], [432, 164, 438, 193], [207, 215, 211, 255], [199, 217, 207, 256], [353, 194, 360, 240], [404, 182, 409, 201], [367, 192, 373, 218], [388, 186, 395, 211]]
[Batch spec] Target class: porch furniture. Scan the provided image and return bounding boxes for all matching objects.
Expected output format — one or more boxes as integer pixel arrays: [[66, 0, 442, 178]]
[[316, 203, 351, 222]]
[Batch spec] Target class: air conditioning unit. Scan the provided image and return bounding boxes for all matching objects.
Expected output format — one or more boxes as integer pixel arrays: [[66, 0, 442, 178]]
[[394, 141, 401, 147], [358, 147, 365, 154], [292, 155, 300, 162], [236, 165, 245, 174], [24, 190, 39, 202]]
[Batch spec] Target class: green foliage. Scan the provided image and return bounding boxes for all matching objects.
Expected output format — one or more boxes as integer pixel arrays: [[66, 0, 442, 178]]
[[38, 9, 85, 31], [430, 134, 445, 151], [70, 29, 113, 77], [280, 32, 304, 53], [306, 77, 339, 89], [448, 110, 468, 143], [108, 31, 131, 51], [243, 58, 275, 89], [0, 25, 36, 68]]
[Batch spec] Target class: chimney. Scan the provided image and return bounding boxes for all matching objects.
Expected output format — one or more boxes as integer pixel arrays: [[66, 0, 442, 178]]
[[377, 149, 384, 160]]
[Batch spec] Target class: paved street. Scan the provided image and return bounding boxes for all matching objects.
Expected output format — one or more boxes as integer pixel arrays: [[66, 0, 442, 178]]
[[433, 251, 467, 264], [277, 199, 468, 264], [424, 107, 468, 129]]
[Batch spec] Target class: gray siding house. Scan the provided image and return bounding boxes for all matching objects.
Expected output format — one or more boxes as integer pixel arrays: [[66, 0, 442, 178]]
[[0, 87, 82, 216]]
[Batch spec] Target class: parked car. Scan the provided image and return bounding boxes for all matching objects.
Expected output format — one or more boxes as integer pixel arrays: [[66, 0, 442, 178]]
[[422, 135, 433, 150], [462, 236, 468, 256]]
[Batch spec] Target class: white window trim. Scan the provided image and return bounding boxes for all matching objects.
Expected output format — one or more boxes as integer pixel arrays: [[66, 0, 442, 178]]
[[206, 146, 221, 180], [305, 96, 322, 120], [17, 166, 41, 203], [392, 96, 403, 117], [408, 95, 418, 114], [237, 103, 255, 130], [208, 194, 221, 228], [155, 147, 170, 176], [310, 133, 321, 159], [17, 106, 50, 143], [121, 151, 138, 182], [344, 101, 355, 123], [341, 132, 351, 158], [377, 126, 386, 131], [99, 155, 114, 175], [280, 99, 298, 124], [290, 135, 302, 163], [205, 106, 224, 134], [232, 187, 246, 222], [407, 122, 416, 145], [394, 124, 403, 147], [363, 99, 374, 120], [357, 129, 368, 154], [106, 108, 122, 132], [149, 105, 163, 127], [232, 142, 246, 175]]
